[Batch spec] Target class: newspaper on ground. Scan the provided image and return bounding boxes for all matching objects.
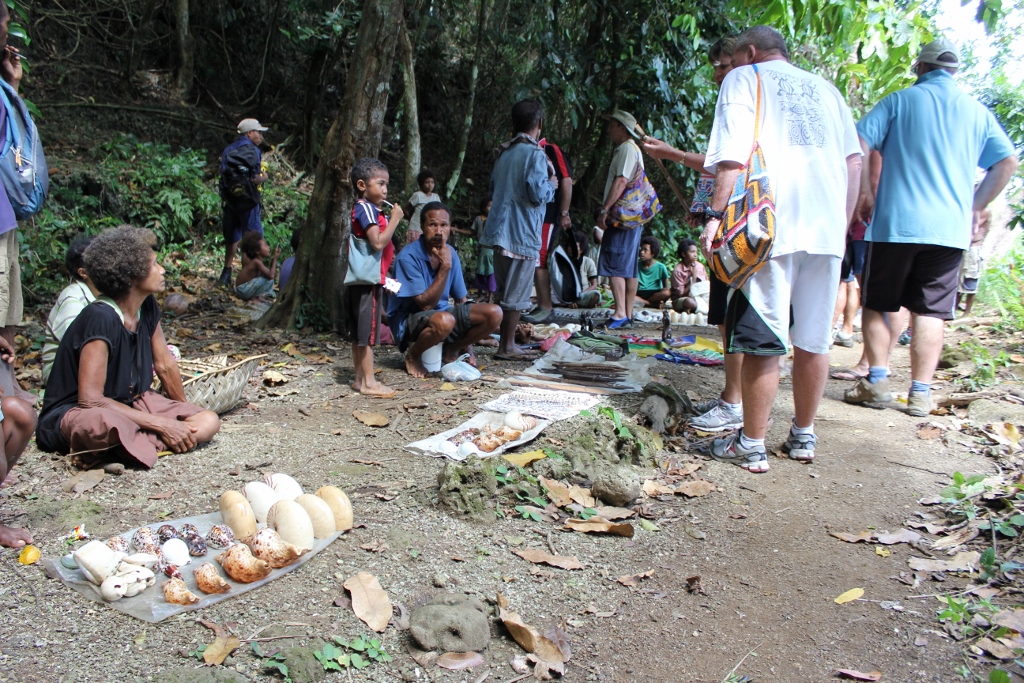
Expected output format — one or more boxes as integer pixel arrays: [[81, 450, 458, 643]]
[[479, 387, 602, 421]]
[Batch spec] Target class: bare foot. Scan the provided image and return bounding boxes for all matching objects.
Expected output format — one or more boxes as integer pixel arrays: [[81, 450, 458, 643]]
[[405, 350, 430, 379], [476, 337, 498, 347], [350, 381, 362, 393], [0, 472, 17, 488], [0, 525, 32, 548], [358, 376, 395, 397]]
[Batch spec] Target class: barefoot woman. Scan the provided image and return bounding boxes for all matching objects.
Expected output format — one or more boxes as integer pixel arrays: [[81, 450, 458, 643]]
[[36, 227, 220, 470]]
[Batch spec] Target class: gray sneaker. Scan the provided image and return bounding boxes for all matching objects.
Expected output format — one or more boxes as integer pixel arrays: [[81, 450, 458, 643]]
[[709, 432, 769, 473], [844, 377, 893, 404], [907, 391, 934, 417], [782, 430, 817, 462], [692, 397, 721, 415], [690, 402, 743, 432], [833, 331, 854, 348]]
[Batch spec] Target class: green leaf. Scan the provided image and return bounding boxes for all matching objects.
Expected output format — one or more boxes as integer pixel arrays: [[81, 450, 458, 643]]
[[640, 519, 661, 532], [251, 642, 266, 658], [350, 637, 367, 651], [990, 670, 1011, 683], [1009, 514, 1024, 526], [267, 661, 289, 677], [351, 653, 368, 669]]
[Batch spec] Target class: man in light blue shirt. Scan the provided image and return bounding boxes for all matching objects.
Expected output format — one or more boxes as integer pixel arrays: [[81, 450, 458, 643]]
[[846, 38, 1019, 417]]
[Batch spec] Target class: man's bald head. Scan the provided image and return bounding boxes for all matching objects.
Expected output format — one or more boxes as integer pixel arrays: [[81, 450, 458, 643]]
[[733, 25, 790, 65]]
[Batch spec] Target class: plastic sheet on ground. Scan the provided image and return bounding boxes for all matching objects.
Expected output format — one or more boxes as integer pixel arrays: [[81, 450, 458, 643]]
[[479, 387, 603, 421], [43, 511, 342, 623], [404, 411, 550, 460], [516, 338, 653, 393]]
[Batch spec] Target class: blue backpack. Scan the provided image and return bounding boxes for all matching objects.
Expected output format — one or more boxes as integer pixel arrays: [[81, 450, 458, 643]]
[[0, 79, 47, 220]]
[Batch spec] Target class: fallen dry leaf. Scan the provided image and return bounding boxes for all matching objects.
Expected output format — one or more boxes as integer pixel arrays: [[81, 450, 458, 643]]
[[931, 522, 980, 550], [343, 572, 392, 632], [407, 643, 438, 668], [908, 551, 980, 573], [567, 485, 595, 508], [496, 593, 565, 674], [685, 575, 705, 594], [262, 369, 287, 386], [437, 651, 485, 670], [542, 625, 571, 661], [874, 529, 922, 545], [617, 569, 655, 587], [199, 619, 240, 666], [675, 480, 716, 497], [503, 450, 547, 467], [875, 546, 891, 558], [914, 635, 928, 647], [539, 477, 573, 507], [352, 409, 389, 427], [512, 548, 583, 570], [62, 469, 105, 494], [281, 342, 304, 359], [360, 540, 390, 553], [836, 670, 881, 681], [565, 517, 634, 538], [147, 491, 174, 500], [834, 588, 865, 604], [976, 637, 1016, 660], [831, 531, 874, 543], [642, 480, 675, 497], [440, 382, 456, 391], [593, 506, 636, 520], [993, 609, 1024, 633], [917, 425, 943, 439], [333, 596, 351, 609], [991, 422, 1021, 445]]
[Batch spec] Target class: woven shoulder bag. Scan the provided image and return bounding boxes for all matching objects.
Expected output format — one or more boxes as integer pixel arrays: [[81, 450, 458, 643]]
[[709, 65, 776, 289]]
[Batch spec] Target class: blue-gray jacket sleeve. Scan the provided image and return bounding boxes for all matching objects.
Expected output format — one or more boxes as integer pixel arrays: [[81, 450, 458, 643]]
[[524, 149, 556, 206]]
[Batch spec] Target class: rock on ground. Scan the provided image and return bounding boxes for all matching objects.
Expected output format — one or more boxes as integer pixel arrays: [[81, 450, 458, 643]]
[[437, 455, 497, 524], [409, 593, 490, 653]]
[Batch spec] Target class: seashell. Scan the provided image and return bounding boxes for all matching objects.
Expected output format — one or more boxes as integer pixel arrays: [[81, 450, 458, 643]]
[[205, 524, 235, 549], [194, 562, 231, 594], [131, 527, 159, 552], [457, 442, 482, 458], [244, 528, 304, 568], [124, 581, 145, 598], [161, 538, 191, 566], [61, 554, 78, 570], [242, 481, 283, 524], [122, 553, 159, 568], [264, 472, 304, 500], [184, 533, 208, 557], [315, 486, 353, 532], [180, 523, 200, 537], [100, 575, 128, 601], [162, 577, 200, 605], [503, 411, 538, 432], [157, 524, 179, 544], [266, 500, 314, 551], [74, 541, 124, 585], [219, 490, 257, 541], [294, 494, 336, 539], [105, 536, 130, 553], [216, 543, 272, 583]]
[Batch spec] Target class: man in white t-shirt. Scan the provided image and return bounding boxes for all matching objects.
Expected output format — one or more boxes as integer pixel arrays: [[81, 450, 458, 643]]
[[701, 25, 862, 473]]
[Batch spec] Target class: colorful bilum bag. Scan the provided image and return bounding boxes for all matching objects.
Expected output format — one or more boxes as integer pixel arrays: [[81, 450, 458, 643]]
[[709, 65, 776, 289], [609, 147, 662, 229]]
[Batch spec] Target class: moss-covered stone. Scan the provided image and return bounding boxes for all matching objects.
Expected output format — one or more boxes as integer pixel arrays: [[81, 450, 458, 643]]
[[558, 411, 657, 475], [437, 455, 497, 524], [532, 454, 574, 480], [938, 345, 970, 369]]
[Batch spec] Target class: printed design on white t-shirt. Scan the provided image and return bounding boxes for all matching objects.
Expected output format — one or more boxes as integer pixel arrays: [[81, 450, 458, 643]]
[[768, 71, 826, 148]]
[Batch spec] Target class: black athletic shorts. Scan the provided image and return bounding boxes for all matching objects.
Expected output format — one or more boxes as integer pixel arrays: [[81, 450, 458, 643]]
[[344, 284, 383, 347], [402, 303, 474, 351], [707, 272, 729, 326], [861, 242, 963, 320]]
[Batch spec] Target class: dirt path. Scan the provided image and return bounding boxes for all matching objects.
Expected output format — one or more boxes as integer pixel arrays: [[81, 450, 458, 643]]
[[0, 310, 993, 683]]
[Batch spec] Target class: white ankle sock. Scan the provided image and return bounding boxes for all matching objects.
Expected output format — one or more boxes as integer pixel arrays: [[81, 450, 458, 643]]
[[791, 420, 814, 436]]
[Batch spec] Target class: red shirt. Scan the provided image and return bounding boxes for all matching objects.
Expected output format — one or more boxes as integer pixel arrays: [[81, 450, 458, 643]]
[[351, 199, 395, 281]]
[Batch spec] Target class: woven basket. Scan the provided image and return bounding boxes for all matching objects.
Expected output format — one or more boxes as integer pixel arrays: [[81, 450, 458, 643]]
[[154, 354, 267, 414]]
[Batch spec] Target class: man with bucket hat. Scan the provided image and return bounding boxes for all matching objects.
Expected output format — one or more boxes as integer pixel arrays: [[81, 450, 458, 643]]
[[845, 37, 1018, 417], [596, 108, 652, 329], [219, 118, 269, 286]]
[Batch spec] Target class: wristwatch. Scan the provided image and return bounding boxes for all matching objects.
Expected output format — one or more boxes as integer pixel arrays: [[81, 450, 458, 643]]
[[561, 210, 570, 217], [704, 207, 725, 220], [597, 208, 608, 216]]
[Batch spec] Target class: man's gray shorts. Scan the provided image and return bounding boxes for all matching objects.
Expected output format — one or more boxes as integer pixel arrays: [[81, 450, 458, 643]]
[[493, 252, 535, 312]]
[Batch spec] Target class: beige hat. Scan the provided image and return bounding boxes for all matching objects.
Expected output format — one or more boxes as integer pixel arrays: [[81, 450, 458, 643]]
[[237, 118, 269, 134], [602, 109, 641, 140], [916, 38, 960, 69]]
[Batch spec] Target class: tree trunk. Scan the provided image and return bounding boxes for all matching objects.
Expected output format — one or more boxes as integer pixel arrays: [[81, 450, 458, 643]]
[[258, 0, 405, 332], [126, 0, 159, 83], [445, 0, 489, 198], [173, 0, 194, 98], [398, 22, 421, 197], [300, 46, 330, 169]]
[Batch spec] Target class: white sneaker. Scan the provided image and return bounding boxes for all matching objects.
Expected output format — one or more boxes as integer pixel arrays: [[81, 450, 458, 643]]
[[690, 402, 743, 432]]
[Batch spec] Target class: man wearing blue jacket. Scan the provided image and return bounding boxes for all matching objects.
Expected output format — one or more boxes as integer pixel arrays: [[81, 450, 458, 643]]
[[481, 100, 556, 360]]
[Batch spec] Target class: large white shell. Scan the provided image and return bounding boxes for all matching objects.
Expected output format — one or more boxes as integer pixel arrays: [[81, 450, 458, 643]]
[[243, 481, 283, 524], [457, 442, 482, 457], [219, 490, 257, 540], [161, 538, 191, 566], [315, 486, 353, 532], [294, 494, 336, 539], [74, 541, 124, 585], [264, 473, 304, 500], [266, 499, 315, 551], [100, 575, 128, 601], [503, 411, 538, 432]]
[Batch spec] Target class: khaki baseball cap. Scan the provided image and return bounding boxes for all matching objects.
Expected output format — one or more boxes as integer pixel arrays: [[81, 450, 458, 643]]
[[916, 37, 960, 68], [602, 109, 641, 140], [237, 118, 269, 134]]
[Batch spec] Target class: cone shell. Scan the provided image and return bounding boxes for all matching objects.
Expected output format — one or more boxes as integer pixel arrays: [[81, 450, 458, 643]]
[[157, 524, 179, 544], [264, 472, 304, 500], [294, 494, 336, 539], [162, 577, 200, 605], [243, 481, 283, 524], [219, 490, 257, 541], [244, 528, 304, 568], [315, 486, 353, 531], [205, 524, 235, 549], [132, 526, 159, 552], [105, 536, 130, 553], [216, 543, 272, 583], [266, 500, 314, 551], [193, 562, 232, 594]]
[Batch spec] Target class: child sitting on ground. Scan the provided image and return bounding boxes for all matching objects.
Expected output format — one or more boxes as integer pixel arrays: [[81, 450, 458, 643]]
[[235, 230, 280, 301], [347, 157, 403, 397], [634, 235, 671, 308], [671, 238, 709, 313]]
